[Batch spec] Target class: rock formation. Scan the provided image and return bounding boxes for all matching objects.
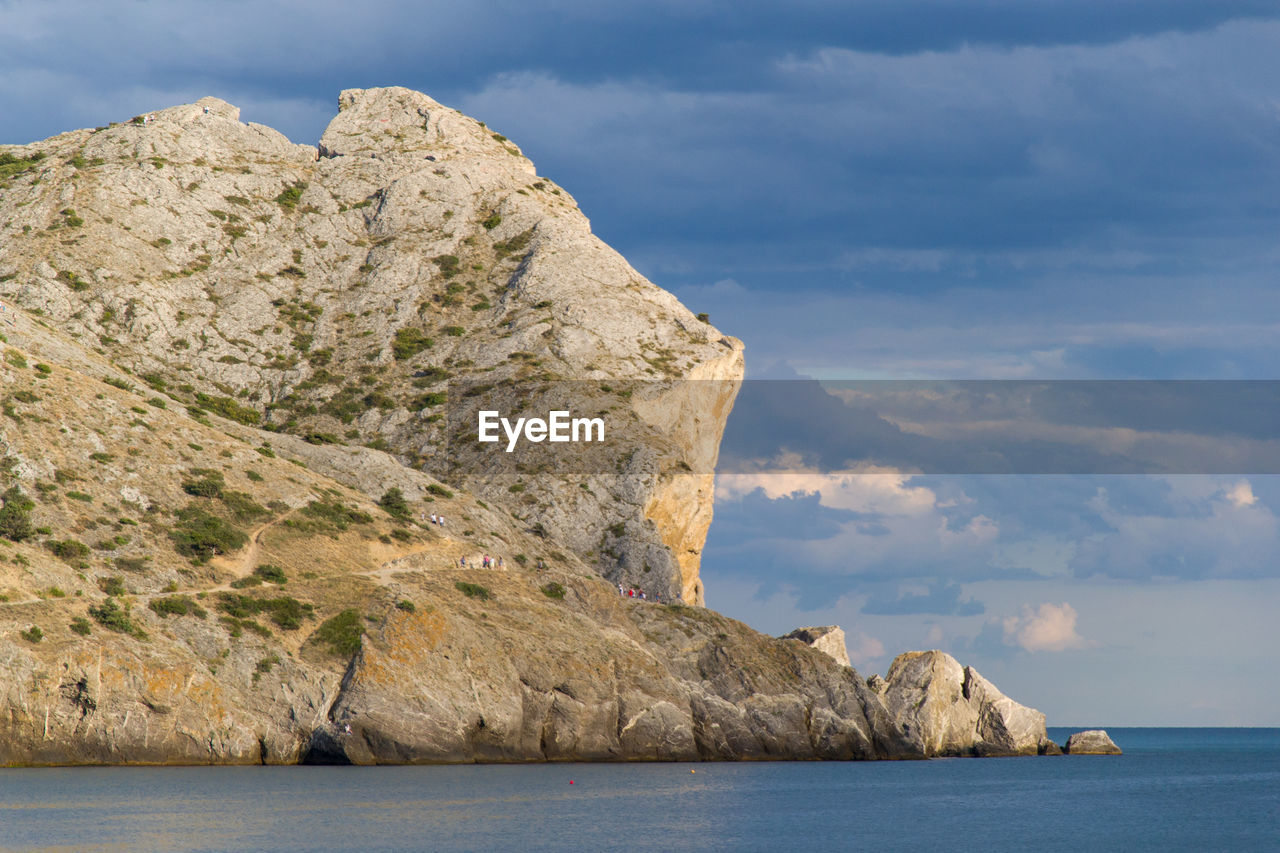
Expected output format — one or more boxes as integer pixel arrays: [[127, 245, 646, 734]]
[[0, 89, 1058, 765], [0, 86, 742, 604], [880, 651, 1055, 756], [781, 626, 852, 667], [1064, 730, 1122, 755]]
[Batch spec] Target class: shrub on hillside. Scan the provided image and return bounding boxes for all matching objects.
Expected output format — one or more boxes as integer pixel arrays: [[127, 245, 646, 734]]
[[170, 505, 247, 562]]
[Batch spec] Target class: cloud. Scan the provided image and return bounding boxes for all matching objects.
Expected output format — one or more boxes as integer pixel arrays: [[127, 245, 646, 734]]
[[1001, 602, 1089, 652], [1069, 476, 1280, 580], [1226, 480, 1258, 508], [845, 631, 886, 666], [861, 581, 985, 616]]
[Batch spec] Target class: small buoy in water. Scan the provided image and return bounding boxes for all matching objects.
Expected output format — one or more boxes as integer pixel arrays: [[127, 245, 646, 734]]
[[569, 780, 574, 785], [691, 769, 695, 773]]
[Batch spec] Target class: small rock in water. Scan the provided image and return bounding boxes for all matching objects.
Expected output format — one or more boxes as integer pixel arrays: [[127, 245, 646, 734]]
[[1063, 729, 1122, 755]]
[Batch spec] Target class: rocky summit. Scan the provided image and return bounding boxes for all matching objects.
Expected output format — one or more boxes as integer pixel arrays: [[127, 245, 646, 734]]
[[0, 87, 1056, 764]]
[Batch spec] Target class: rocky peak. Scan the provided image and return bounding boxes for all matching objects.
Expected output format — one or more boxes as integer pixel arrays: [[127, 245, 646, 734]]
[[781, 625, 852, 667], [0, 86, 744, 603], [319, 87, 526, 168]]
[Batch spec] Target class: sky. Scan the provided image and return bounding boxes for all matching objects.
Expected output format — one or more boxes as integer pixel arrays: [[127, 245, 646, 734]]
[[3, 1, 1279, 725]]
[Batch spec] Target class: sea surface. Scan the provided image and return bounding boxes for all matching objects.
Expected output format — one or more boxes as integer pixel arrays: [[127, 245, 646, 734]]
[[0, 728, 1276, 852]]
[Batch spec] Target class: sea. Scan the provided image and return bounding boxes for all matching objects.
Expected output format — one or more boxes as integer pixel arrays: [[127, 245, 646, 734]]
[[0, 728, 1275, 852]]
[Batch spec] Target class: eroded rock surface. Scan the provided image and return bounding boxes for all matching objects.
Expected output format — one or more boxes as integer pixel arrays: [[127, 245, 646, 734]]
[[0, 86, 743, 603], [880, 651, 1052, 756], [781, 626, 852, 667]]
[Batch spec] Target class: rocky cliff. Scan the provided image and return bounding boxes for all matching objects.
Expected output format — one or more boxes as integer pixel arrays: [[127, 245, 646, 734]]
[[0, 89, 1054, 765], [0, 86, 741, 603]]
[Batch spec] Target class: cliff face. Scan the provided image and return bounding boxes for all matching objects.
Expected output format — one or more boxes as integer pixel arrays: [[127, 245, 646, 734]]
[[0, 89, 1052, 765], [878, 650, 1053, 756], [0, 86, 742, 602]]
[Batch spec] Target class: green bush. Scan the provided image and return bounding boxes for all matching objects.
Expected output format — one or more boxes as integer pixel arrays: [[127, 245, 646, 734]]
[[115, 555, 149, 572], [432, 254, 460, 278], [413, 392, 447, 409], [19, 625, 43, 643], [253, 563, 287, 584], [97, 575, 126, 596], [216, 592, 310, 629], [391, 328, 433, 360], [378, 487, 410, 520], [221, 490, 268, 523], [170, 505, 248, 562], [149, 595, 208, 619], [301, 499, 373, 530], [253, 654, 281, 682], [46, 539, 90, 562], [0, 486, 35, 541], [274, 181, 308, 211], [182, 470, 225, 498], [69, 617, 92, 636], [312, 608, 364, 656], [541, 581, 566, 600], [194, 393, 260, 425], [493, 228, 533, 260], [426, 484, 453, 499], [396, 599, 416, 613], [88, 597, 146, 638], [482, 212, 502, 230], [455, 581, 492, 601]]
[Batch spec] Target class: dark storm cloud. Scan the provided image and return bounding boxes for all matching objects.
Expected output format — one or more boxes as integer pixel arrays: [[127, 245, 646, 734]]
[[5, 4, 1279, 328], [718, 380, 1280, 475]]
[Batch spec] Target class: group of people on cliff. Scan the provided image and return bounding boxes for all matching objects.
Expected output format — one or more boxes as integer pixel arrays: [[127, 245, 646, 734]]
[[618, 584, 678, 603]]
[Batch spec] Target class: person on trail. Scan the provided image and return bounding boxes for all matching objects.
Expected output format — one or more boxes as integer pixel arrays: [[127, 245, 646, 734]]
[[460, 556, 466, 568]]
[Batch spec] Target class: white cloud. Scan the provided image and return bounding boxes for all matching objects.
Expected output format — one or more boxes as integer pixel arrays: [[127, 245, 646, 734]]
[[1226, 480, 1258, 508], [1001, 602, 1088, 652], [716, 457, 938, 517], [1073, 476, 1280, 580], [845, 631, 886, 666]]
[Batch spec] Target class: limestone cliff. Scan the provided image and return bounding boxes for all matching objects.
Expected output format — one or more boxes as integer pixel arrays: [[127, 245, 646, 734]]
[[879, 650, 1055, 756], [781, 626, 852, 667], [0, 89, 1057, 766], [0, 87, 742, 603]]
